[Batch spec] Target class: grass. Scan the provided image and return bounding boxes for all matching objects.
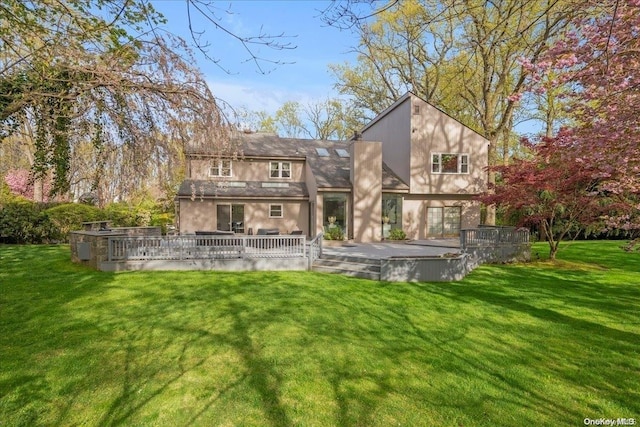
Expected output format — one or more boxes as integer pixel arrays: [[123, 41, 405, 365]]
[[1, 241, 639, 426]]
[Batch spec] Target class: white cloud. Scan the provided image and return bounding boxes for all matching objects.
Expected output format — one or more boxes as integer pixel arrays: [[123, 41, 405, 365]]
[[208, 80, 329, 116]]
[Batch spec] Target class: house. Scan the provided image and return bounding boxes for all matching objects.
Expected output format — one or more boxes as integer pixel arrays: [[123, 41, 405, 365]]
[[175, 92, 489, 242]]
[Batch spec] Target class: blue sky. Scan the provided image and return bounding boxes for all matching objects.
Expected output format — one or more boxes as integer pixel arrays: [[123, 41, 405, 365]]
[[151, 1, 360, 116]]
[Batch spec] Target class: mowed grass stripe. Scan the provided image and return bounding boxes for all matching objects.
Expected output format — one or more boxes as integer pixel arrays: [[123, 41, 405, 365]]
[[0, 242, 638, 426]]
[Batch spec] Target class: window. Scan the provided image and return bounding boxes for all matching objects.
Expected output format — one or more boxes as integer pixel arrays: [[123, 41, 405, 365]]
[[269, 204, 283, 218], [210, 160, 232, 177], [431, 153, 469, 174], [270, 161, 291, 178], [335, 148, 350, 158], [427, 206, 461, 237], [413, 105, 421, 115], [315, 148, 330, 157], [382, 194, 402, 226]]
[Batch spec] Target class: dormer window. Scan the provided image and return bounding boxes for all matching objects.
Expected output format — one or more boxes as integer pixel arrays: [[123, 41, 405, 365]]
[[432, 153, 469, 174], [270, 161, 291, 178], [210, 160, 232, 177]]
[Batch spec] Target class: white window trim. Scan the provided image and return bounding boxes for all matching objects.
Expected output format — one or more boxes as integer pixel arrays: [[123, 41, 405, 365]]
[[269, 161, 292, 179], [269, 204, 284, 218], [431, 153, 469, 174], [209, 160, 232, 177]]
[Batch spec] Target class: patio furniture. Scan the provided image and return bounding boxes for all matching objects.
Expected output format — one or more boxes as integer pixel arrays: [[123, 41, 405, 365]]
[[257, 228, 280, 235]]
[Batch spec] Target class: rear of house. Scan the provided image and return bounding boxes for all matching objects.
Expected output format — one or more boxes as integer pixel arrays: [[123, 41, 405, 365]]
[[360, 92, 489, 239], [175, 92, 489, 242]]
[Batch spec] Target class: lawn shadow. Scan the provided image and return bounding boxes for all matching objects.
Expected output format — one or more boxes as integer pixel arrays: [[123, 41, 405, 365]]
[[417, 266, 640, 416], [3, 244, 639, 426]]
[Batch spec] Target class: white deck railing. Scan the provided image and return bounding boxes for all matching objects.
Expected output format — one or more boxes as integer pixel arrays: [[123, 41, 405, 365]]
[[307, 232, 323, 269], [108, 235, 307, 262]]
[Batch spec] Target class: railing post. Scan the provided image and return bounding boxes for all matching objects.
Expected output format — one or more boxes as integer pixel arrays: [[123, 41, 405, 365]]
[[460, 230, 466, 251]]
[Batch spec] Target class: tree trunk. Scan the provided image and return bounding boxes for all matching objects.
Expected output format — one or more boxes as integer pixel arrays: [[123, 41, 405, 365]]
[[33, 178, 44, 203], [484, 136, 498, 225], [548, 241, 559, 260]]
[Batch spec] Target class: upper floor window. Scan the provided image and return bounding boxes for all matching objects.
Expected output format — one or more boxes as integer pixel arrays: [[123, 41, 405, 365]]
[[270, 161, 291, 178], [432, 153, 469, 174], [210, 160, 232, 177]]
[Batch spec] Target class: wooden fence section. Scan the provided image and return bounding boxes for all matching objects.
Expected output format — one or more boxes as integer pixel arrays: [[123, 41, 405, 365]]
[[107, 235, 307, 262]]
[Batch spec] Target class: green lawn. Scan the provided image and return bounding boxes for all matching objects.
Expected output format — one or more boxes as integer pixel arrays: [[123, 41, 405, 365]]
[[1, 241, 639, 426]]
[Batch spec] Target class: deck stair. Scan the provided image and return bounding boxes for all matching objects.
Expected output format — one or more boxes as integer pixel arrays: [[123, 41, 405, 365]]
[[312, 253, 381, 280]]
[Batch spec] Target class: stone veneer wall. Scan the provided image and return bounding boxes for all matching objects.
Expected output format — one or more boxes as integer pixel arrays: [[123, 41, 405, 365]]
[[70, 227, 162, 270]]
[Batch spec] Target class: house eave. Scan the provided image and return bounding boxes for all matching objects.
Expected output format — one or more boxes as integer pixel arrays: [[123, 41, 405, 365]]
[[317, 187, 352, 192]]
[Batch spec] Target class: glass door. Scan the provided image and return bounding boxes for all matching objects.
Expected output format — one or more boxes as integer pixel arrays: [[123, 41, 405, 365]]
[[231, 205, 244, 233], [217, 204, 244, 232], [427, 206, 461, 237], [217, 205, 231, 231], [323, 193, 347, 235], [443, 206, 461, 236], [427, 207, 443, 237]]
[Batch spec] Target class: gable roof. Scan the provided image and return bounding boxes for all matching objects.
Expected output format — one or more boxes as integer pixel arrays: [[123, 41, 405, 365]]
[[224, 132, 409, 191], [359, 91, 487, 141]]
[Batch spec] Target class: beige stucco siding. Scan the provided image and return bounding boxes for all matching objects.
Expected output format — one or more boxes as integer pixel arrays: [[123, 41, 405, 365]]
[[350, 141, 382, 242], [244, 201, 309, 234], [305, 164, 322, 238], [189, 158, 305, 181], [178, 199, 216, 233], [179, 199, 308, 235], [313, 194, 323, 238], [410, 100, 488, 194]]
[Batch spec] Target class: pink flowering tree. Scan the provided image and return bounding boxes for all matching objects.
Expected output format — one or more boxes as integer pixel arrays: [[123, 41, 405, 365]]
[[487, 0, 640, 256], [4, 169, 51, 202]]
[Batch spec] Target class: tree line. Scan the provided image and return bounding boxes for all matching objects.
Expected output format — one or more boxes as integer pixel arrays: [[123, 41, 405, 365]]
[[2, 0, 639, 257]]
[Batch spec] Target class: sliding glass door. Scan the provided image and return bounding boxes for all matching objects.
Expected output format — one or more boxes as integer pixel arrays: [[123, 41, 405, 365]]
[[427, 206, 461, 237], [217, 204, 244, 233]]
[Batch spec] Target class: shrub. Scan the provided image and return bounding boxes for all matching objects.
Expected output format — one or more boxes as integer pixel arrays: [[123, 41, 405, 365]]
[[0, 197, 175, 244], [324, 226, 344, 241], [103, 203, 144, 227], [45, 203, 103, 242], [150, 212, 175, 234], [0, 183, 18, 207], [387, 228, 407, 240], [0, 202, 55, 243]]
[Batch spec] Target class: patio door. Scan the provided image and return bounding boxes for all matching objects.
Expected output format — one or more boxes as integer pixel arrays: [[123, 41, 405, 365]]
[[427, 206, 461, 237], [217, 204, 244, 233], [323, 193, 347, 236]]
